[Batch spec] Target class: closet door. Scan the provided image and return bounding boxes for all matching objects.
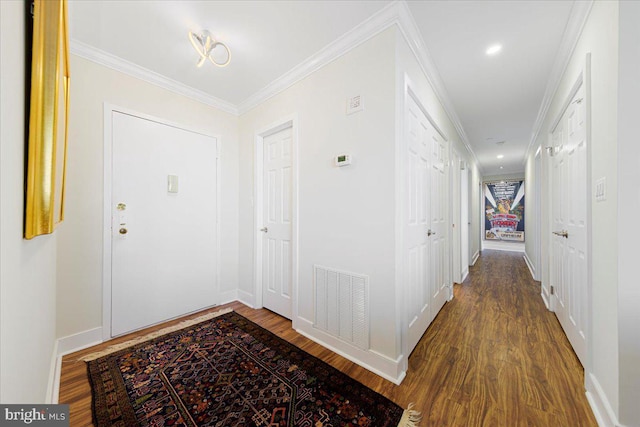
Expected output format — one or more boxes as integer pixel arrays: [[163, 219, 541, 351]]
[[549, 84, 588, 366]]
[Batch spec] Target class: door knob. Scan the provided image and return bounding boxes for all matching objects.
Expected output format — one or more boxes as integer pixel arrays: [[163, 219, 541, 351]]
[[260, 227, 268, 233], [552, 230, 568, 238], [427, 229, 436, 236], [119, 228, 128, 235]]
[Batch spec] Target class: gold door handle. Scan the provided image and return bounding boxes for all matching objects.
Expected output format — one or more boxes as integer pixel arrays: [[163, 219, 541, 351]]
[[119, 228, 128, 235], [552, 230, 568, 238]]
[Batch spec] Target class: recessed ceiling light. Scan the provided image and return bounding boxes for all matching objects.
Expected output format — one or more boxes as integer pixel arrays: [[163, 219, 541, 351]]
[[500, 166, 504, 169], [497, 154, 504, 159], [486, 44, 502, 55]]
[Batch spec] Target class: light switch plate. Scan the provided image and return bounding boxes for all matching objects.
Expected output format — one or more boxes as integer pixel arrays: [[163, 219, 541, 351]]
[[346, 94, 363, 115], [168, 174, 179, 193], [595, 177, 606, 201]]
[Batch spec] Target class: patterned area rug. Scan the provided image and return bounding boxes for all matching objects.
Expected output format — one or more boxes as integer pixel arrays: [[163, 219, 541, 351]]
[[87, 310, 418, 426]]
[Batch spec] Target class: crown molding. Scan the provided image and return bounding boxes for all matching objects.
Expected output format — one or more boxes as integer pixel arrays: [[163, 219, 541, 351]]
[[237, 1, 402, 115], [524, 0, 594, 162], [69, 1, 478, 171], [395, 1, 482, 173], [69, 39, 239, 116]]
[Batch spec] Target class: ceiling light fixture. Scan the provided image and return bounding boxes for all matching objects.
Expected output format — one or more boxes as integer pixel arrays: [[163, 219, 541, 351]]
[[497, 154, 504, 159], [486, 44, 502, 56], [188, 30, 231, 68]]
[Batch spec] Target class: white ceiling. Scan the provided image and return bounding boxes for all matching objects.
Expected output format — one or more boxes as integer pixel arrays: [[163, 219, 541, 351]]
[[68, 0, 577, 176]]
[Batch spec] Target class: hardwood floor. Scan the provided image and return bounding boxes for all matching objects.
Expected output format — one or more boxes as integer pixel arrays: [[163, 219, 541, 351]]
[[59, 250, 597, 426]]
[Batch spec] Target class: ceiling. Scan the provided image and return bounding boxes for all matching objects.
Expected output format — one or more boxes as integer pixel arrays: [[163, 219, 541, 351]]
[[68, 0, 577, 176]]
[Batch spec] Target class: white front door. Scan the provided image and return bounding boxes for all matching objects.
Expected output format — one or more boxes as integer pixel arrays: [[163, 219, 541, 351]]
[[430, 129, 449, 314], [110, 111, 218, 337], [550, 84, 588, 366], [405, 95, 431, 353], [261, 126, 293, 319]]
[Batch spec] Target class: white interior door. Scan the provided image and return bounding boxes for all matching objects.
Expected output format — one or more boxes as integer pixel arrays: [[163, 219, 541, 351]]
[[111, 111, 218, 337], [550, 84, 588, 366], [430, 129, 449, 315], [451, 150, 461, 283], [405, 95, 431, 353], [261, 126, 293, 319], [460, 166, 469, 280]]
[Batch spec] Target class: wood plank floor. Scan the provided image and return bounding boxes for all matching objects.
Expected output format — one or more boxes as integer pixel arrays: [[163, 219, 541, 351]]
[[59, 250, 597, 426]]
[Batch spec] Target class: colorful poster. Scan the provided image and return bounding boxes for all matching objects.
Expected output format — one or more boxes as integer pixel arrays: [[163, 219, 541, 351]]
[[484, 180, 525, 241]]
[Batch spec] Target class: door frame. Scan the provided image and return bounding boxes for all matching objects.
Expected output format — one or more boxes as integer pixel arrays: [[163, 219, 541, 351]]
[[253, 115, 299, 326], [546, 54, 592, 372], [102, 103, 221, 340]]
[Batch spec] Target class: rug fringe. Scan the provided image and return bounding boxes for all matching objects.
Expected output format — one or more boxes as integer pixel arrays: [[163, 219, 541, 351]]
[[397, 403, 422, 427], [79, 307, 233, 361]]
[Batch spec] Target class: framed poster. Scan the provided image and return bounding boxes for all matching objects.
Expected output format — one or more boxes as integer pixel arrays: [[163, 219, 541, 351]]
[[24, 0, 70, 239], [484, 180, 525, 241]]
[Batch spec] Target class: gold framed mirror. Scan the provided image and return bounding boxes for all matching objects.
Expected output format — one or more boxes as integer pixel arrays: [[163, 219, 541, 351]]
[[25, 0, 69, 239]]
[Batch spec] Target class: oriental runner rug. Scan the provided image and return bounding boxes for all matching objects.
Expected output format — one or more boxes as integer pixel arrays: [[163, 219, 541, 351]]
[[86, 310, 419, 427]]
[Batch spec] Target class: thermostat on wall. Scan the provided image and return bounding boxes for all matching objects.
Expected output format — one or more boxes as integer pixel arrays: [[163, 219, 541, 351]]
[[335, 154, 352, 167]]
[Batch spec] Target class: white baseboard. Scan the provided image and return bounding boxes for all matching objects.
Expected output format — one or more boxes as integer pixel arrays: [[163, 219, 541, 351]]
[[460, 268, 469, 283], [471, 250, 480, 265], [237, 289, 256, 308], [218, 289, 238, 306], [523, 252, 536, 280], [57, 327, 103, 357], [48, 326, 103, 404], [482, 240, 525, 252], [540, 289, 550, 310], [586, 372, 620, 427], [46, 340, 60, 404], [294, 317, 405, 385]]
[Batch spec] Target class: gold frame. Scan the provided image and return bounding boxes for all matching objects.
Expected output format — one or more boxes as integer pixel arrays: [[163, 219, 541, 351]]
[[25, 0, 70, 239]]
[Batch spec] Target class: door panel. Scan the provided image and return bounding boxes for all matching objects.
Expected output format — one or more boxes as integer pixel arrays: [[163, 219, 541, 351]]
[[262, 126, 293, 319], [111, 112, 218, 337], [404, 94, 450, 354], [405, 96, 431, 353], [430, 131, 448, 316], [550, 85, 588, 366]]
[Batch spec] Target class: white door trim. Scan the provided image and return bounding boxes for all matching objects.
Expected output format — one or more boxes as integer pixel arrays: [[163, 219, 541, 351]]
[[102, 103, 221, 340], [253, 115, 299, 326]]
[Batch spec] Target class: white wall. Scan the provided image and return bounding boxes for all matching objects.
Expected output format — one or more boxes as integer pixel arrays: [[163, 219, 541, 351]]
[[524, 154, 537, 276], [617, 1, 640, 424], [525, 0, 620, 421], [395, 27, 481, 271], [0, 1, 58, 403], [238, 28, 398, 373], [469, 163, 482, 263], [57, 56, 240, 338]]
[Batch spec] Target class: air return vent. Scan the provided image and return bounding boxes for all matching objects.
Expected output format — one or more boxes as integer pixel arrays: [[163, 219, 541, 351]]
[[313, 265, 369, 350]]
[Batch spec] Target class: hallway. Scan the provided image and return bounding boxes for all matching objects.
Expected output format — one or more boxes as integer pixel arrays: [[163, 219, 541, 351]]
[[399, 250, 597, 425], [60, 250, 597, 426]]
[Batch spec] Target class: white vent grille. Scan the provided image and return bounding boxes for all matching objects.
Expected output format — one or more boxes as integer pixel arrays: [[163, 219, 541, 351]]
[[313, 265, 369, 350]]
